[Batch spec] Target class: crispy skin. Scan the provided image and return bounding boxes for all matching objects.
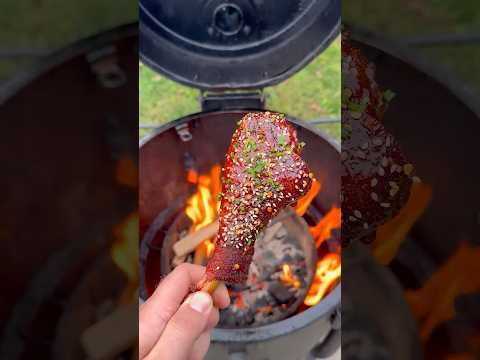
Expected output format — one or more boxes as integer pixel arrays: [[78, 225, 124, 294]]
[[342, 35, 414, 245], [205, 112, 313, 283]]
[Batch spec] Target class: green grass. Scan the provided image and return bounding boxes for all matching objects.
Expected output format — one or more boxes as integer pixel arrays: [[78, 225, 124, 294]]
[[140, 37, 341, 141]]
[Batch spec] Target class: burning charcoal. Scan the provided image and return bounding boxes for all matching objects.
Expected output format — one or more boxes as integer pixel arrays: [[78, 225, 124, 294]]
[[217, 209, 315, 328], [219, 309, 238, 327], [269, 281, 295, 304], [282, 254, 293, 263], [254, 295, 269, 308]]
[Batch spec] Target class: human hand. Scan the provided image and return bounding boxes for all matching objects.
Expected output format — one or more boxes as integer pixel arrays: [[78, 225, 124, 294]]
[[139, 263, 230, 360]]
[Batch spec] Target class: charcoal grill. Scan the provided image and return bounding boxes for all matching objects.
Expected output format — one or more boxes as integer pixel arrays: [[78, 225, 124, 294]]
[[139, 1, 341, 358], [139, 112, 341, 360]]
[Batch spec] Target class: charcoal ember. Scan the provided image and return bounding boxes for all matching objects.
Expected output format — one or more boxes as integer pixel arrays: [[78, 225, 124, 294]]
[[217, 212, 313, 328], [220, 307, 255, 327], [282, 253, 294, 263], [254, 308, 274, 323], [269, 282, 295, 304], [254, 295, 269, 308]]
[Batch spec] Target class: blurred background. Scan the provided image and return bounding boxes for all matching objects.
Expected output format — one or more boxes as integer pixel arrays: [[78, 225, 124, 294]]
[[344, 0, 480, 111], [0, 0, 136, 85], [344, 1, 480, 359]]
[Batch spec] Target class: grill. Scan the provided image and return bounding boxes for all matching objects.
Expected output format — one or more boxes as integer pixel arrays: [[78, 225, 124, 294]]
[[139, 1, 341, 358]]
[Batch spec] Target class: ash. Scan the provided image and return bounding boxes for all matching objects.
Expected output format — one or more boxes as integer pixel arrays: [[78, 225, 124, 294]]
[[219, 221, 309, 328]]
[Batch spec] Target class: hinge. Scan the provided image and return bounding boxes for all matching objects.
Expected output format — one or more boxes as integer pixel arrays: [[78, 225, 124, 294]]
[[200, 90, 265, 112]]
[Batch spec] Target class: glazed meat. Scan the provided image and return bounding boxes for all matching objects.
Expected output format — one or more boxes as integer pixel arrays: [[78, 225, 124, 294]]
[[341, 34, 415, 245], [205, 112, 313, 284]]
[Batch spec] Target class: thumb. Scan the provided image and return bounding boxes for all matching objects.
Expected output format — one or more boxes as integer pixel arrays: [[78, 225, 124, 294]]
[[145, 292, 213, 360]]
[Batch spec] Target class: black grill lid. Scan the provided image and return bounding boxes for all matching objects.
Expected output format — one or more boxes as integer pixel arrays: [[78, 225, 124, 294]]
[[140, 0, 340, 90]]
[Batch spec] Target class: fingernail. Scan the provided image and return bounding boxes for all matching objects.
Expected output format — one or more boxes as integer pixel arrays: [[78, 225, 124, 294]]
[[187, 292, 212, 313]]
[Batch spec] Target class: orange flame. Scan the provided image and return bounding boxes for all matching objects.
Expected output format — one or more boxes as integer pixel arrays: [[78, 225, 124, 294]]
[[280, 264, 301, 288], [405, 242, 480, 341], [294, 174, 342, 313], [205, 239, 215, 258], [234, 293, 247, 309], [185, 165, 222, 260], [187, 169, 198, 184], [304, 253, 341, 306], [111, 212, 139, 283], [186, 175, 217, 232], [295, 179, 321, 216], [303, 206, 342, 306], [372, 182, 432, 265], [210, 165, 222, 213], [310, 207, 341, 248]]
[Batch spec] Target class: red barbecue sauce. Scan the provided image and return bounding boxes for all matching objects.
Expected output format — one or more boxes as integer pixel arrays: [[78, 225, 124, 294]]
[[341, 34, 415, 245], [205, 112, 313, 284]]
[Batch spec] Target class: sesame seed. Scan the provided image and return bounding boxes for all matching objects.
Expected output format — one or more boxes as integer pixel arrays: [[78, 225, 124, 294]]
[[378, 167, 385, 176], [371, 178, 378, 187], [371, 192, 379, 201], [403, 163, 414, 176], [363, 222, 369, 229], [354, 210, 362, 218], [380, 202, 391, 208]]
